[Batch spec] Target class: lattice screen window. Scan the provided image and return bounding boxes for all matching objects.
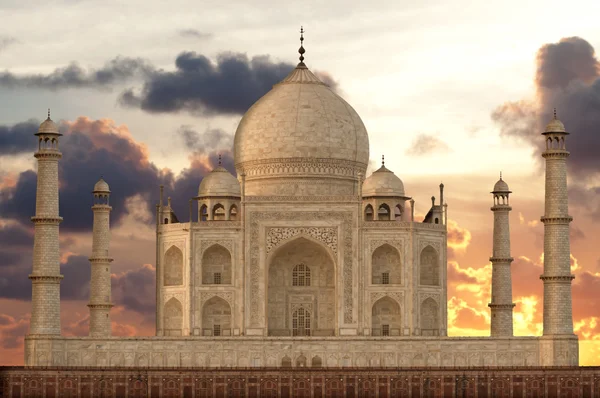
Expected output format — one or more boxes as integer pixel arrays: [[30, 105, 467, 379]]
[[213, 272, 222, 285], [382, 272, 390, 285], [382, 324, 390, 336], [292, 307, 311, 336], [213, 324, 221, 336], [292, 264, 311, 286]]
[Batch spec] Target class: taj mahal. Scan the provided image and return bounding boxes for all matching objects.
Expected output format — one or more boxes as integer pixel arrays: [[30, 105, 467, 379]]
[[23, 32, 579, 369]]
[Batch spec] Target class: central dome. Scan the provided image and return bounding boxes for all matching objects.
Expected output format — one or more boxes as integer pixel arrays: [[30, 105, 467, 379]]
[[234, 62, 370, 196]]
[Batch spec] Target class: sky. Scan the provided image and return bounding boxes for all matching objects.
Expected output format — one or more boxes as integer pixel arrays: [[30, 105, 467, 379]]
[[1, 0, 600, 366]]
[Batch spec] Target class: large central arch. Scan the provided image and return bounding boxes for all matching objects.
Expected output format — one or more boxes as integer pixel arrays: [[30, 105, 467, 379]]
[[267, 237, 336, 336]]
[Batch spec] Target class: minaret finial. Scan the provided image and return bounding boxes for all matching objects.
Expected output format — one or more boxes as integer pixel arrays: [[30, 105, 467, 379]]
[[500, 171, 502, 180], [553, 108, 557, 119], [382, 154, 385, 166], [298, 26, 305, 65], [218, 153, 222, 166], [47, 108, 51, 120]]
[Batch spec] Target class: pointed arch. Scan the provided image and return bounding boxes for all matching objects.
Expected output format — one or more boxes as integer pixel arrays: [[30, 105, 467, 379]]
[[212, 203, 226, 220], [164, 245, 183, 286], [202, 296, 232, 336], [267, 237, 335, 336], [229, 204, 238, 221], [164, 297, 183, 336], [364, 204, 374, 221], [419, 245, 439, 286], [311, 356, 322, 367], [281, 355, 292, 367], [371, 244, 401, 285], [378, 203, 391, 220], [420, 297, 439, 336], [202, 244, 232, 285], [372, 296, 401, 336], [394, 204, 402, 221], [199, 204, 208, 221]]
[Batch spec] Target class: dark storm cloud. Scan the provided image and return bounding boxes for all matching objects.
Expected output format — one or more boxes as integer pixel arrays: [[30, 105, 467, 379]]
[[492, 37, 600, 178], [119, 51, 339, 115], [177, 126, 233, 154], [491, 37, 600, 220], [112, 264, 155, 315], [405, 134, 450, 156], [179, 29, 213, 40], [0, 117, 234, 231], [0, 56, 154, 90], [0, 120, 39, 155]]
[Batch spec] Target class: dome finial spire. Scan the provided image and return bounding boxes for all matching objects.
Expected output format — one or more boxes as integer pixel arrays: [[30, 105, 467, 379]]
[[298, 26, 306, 65], [553, 108, 557, 119], [47, 108, 51, 120], [218, 153, 222, 166], [382, 154, 385, 166], [500, 171, 502, 180]]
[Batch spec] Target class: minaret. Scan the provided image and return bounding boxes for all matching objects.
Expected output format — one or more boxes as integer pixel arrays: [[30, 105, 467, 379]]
[[541, 110, 575, 336], [488, 173, 515, 337], [29, 110, 63, 336], [88, 178, 114, 337]]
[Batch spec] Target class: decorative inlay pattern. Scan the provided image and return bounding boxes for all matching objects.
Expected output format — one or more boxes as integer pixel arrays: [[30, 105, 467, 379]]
[[198, 240, 233, 255], [200, 292, 233, 307], [245, 195, 359, 203], [238, 158, 365, 178], [248, 211, 354, 326], [266, 227, 337, 254], [369, 240, 403, 254], [370, 291, 404, 307]]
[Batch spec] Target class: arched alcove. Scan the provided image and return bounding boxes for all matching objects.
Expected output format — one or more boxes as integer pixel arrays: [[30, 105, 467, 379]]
[[164, 246, 183, 286], [199, 204, 208, 221], [164, 298, 183, 336], [281, 356, 292, 367], [202, 244, 232, 285], [202, 296, 232, 336], [267, 237, 335, 336], [419, 245, 439, 286], [229, 204, 238, 221], [311, 356, 322, 367], [371, 297, 401, 336], [364, 204, 374, 221], [420, 298, 439, 336], [378, 203, 391, 220], [212, 203, 226, 220], [371, 244, 401, 285], [394, 205, 402, 221]]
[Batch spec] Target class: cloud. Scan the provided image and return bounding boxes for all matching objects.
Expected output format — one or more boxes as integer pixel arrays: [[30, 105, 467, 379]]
[[0, 313, 28, 349], [0, 35, 17, 52], [0, 56, 154, 90], [119, 51, 339, 115], [179, 29, 213, 40], [178, 126, 233, 154], [0, 120, 39, 155], [0, 117, 232, 231], [446, 219, 472, 252], [491, 36, 600, 220], [404, 134, 450, 156], [112, 264, 155, 317]]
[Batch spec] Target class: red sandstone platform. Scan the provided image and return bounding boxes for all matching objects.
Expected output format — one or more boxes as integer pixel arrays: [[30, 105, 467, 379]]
[[1, 366, 600, 397]]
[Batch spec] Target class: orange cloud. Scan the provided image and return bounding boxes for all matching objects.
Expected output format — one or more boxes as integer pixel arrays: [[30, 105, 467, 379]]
[[447, 219, 472, 252]]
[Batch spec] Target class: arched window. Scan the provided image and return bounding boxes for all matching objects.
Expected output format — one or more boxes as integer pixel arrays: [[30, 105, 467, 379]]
[[164, 246, 183, 286], [292, 264, 311, 286], [229, 204, 238, 221], [378, 204, 391, 220], [420, 298, 439, 335], [164, 298, 183, 336], [292, 307, 311, 336], [372, 244, 401, 284], [394, 205, 402, 221], [212, 204, 226, 220], [419, 245, 439, 286], [364, 204, 374, 221], [372, 297, 401, 336], [202, 244, 232, 285], [434, 217, 439, 224], [296, 354, 307, 367], [202, 296, 232, 336], [200, 204, 208, 221]]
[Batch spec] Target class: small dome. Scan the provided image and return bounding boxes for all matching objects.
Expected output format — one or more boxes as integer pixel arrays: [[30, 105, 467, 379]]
[[362, 165, 405, 197], [492, 177, 510, 193], [93, 178, 110, 193], [198, 166, 241, 197], [544, 109, 567, 134], [36, 110, 61, 135]]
